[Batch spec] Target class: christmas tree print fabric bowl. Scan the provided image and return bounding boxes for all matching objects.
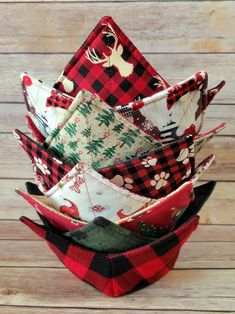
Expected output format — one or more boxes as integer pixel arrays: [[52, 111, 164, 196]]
[[43, 89, 161, 169], [14, 15, 226, 296], [21, 71, 225, 147]]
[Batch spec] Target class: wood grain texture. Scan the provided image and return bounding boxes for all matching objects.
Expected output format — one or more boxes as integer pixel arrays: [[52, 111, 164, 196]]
[[0, 309, 227, 314], [0, 239, 234, 268], [0, 53, 233, 103], [1, 220, 235, 241], [0, 0, 234, 311], [0, 268, 234, 311], [0, 2, 234, 53]]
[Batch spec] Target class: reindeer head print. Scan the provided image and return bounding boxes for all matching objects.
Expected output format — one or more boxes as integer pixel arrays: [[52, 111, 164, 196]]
[[86, 22, 134, 77]]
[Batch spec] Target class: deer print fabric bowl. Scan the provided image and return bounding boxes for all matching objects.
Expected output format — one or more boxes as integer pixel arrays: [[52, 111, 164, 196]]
[[53, 16, 224, 142], [21, 73, 224, 151], [14, 15, 225, 296], [54, 16, 169, 106]]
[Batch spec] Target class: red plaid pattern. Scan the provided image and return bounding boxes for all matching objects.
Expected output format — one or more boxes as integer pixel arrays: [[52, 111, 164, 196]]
[[20, 215, 199, 297], [167, 72, 208, 118], [46, 89, 73, 110], [117, 72, 210, 142], [99, 136, 194, 199], [13, 129, 72, 191], [54, 16, 169, 107]]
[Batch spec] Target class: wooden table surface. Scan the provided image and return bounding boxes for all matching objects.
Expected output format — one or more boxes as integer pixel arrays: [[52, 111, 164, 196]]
[[0, 1, 235, 313]]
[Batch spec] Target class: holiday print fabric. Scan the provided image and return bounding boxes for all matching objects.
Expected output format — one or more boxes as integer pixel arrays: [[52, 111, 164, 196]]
[[99, 135, 195, 199], [44, 162, 153, 222], [45, 89, 161, 169], [119, 181, 194, 236], [18, 156, 212, 235], [18, 188, 86, 231], [118, 71, 209, 143], [54, 16, 169, 107], [21, 73, 73, 136]]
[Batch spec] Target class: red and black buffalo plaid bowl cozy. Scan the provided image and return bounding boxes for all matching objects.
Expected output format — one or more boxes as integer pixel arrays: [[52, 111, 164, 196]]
[[20, 214, 199, 297], [54, 16, 169, 107]]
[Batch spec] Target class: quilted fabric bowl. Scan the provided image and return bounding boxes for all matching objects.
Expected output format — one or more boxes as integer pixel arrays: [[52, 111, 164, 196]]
[[21, 214, 199, 297], [14, 15, 225, 297]]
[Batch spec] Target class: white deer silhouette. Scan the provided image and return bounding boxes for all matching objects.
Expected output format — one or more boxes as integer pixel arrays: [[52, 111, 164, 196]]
[[86, 22, 134, 77]]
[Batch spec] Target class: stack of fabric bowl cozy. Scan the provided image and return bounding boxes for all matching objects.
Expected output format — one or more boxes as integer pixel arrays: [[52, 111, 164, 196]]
[[14, 16, 226, 297]]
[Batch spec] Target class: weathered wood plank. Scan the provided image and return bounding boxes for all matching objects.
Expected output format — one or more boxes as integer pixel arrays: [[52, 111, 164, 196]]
[[1, 220, 235, 242], [0, 179, 235, 224], [0, 308, 228, 314], [0, 268, 234, 311], [0, 239, 234, 269], [0, 2, 234, 53], [1, 102, 234, 135], [0, 134, 234, 180], [0, 54, 233, 103], [0, 103, 27, 132]]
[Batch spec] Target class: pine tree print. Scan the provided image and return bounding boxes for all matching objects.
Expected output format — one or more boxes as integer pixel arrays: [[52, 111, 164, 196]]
[[77, 102, 92, 117], [51, 142, 65, 160], [67, 152, 81, 164], [112, 123, 124, 133], [103, 145, 116, 159], [118, 129, 137, 148], [81, 127, 92, 138], [50, 128, 60, 141], [64, 122, 77, 137], [68, 140, 78, 151], [95, 109, 115, 127], [91, 160, 101, 170], [85, 138, 104, 156]]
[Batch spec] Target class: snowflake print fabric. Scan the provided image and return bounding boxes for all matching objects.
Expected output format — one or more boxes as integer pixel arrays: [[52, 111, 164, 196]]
[[44, 89, 161, 169]]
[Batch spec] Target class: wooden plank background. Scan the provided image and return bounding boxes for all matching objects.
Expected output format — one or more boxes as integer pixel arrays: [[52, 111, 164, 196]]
[[0, 1, 235, 313]]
